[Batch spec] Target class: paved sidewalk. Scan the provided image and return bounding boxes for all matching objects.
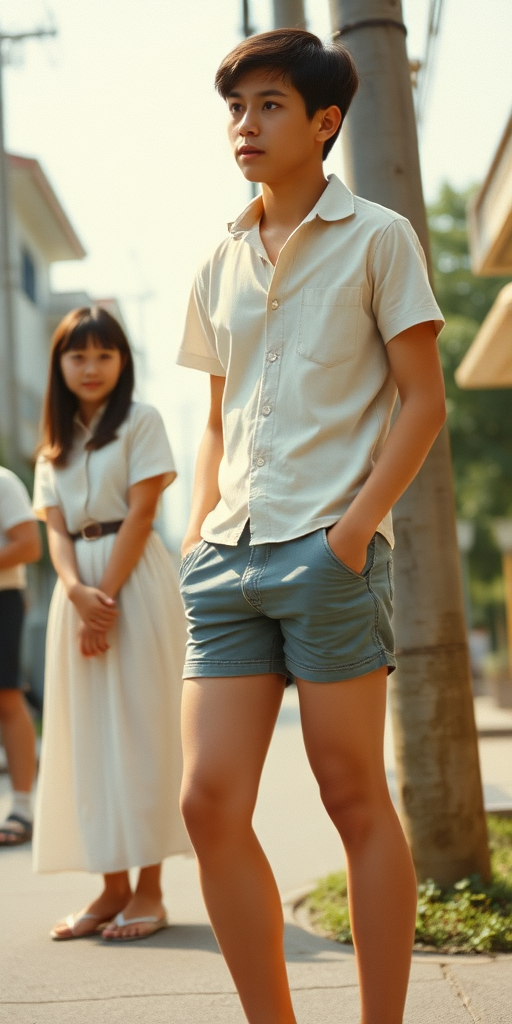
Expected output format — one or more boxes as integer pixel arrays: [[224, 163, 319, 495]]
[[1, 686, 511, 1022]]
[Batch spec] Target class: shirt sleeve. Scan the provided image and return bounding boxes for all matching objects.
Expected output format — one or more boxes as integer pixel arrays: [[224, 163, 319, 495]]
[[0, 472, 36, 530], [32, 456, 59, 521], [128, 404, 177, 491], [371, 218, 445, 343], [176, 262, 226, 376]]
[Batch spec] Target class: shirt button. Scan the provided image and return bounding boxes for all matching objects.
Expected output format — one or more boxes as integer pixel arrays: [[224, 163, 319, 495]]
[[268, 352, 278, 362], [271, 299, 279, 310], [256, 457, 265, 467], [262, 405, 271, 416]]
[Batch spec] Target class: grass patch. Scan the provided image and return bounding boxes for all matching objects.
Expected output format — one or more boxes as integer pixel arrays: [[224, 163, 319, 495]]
[[305, 815, 512, 954]]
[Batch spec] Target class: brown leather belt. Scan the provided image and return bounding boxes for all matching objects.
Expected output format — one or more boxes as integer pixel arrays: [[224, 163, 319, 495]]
[[69, 520, 124, 542]]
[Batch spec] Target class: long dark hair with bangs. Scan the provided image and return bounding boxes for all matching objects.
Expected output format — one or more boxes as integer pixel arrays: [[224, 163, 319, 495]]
[[39, 306, 134, 467]]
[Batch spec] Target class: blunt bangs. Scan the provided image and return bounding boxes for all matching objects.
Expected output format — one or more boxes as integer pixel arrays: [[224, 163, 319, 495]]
[[58, 308, 125, 354]]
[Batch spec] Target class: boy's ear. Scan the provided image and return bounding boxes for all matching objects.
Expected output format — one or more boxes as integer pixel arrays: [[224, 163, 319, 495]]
[[316, 105, 342, 144]]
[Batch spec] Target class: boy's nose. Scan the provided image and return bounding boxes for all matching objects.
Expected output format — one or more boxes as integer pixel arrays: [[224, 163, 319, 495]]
[[238, 115, 258, 137]]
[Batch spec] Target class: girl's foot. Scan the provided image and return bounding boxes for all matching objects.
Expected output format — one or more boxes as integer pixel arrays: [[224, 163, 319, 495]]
[[51, 889, 131, 940], [102, 893, 167, 940]]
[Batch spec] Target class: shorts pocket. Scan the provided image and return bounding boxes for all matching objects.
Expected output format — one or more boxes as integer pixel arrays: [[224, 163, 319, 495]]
[[320, 529, 375, 579], [297, 286, 361, 366], [179, 540, 205, 580]]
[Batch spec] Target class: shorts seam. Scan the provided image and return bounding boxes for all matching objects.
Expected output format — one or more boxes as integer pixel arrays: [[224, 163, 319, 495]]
[[286, 651, 394, 681], [285, 648, 386, 674]]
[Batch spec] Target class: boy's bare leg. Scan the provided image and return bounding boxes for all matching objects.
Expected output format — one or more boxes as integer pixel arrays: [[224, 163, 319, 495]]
[[296, 668, 417, 1024], [181, 674, 297, 1024]]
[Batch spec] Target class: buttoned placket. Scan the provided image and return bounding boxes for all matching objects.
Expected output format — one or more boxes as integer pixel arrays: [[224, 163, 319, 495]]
[[73, 408, 104, 529], [245, 228, 300, 543]]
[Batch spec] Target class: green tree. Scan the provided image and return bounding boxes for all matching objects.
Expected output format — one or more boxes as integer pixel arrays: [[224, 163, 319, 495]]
[[428, 184, 512, 636]]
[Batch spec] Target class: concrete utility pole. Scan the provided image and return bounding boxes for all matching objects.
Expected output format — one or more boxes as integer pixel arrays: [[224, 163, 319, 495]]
[[272, 0, 306, 29], [0, 25, 56, 469], [329, 0, 489, 885]]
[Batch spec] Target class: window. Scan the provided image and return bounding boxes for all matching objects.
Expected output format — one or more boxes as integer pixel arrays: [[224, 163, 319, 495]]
[[21, 247, 37, 303]]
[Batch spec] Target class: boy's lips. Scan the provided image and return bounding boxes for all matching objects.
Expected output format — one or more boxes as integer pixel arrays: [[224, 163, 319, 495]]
[[237, 145, 264, 157]]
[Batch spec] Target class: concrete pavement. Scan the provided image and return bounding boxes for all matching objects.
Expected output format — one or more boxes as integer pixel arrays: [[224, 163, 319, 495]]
[[1, 685, 511, 1022]]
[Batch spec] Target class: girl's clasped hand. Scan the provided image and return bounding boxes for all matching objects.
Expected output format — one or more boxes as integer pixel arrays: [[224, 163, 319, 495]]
[[69, 582, 118, 656]]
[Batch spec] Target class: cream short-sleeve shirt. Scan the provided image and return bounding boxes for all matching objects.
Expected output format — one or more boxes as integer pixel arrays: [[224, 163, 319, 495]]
[[177, 175, 444, 548], [33, 402, 176, 532], [0, 467, 37, 590]]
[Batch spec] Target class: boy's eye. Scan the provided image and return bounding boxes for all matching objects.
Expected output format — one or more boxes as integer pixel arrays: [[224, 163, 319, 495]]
[[262, 101, 278, 110], [229, 102, 243, 114]]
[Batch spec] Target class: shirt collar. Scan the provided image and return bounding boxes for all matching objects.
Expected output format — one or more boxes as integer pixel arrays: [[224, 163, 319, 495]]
[[73, 403, 107, 437], [228, 174, 355, 236]]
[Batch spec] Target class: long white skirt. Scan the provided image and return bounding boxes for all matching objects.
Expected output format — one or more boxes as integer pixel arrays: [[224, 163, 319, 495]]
[[33, 531, 191, 873]]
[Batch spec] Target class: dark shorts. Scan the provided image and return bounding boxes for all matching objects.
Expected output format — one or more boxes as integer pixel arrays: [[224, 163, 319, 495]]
[[180, 524, 395, 684], [0, 589, 25, 690]]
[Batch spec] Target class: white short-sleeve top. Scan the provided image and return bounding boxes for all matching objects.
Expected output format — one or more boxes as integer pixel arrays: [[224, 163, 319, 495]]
[[33, 402, 176, 533], [0, 467, 37, 590], [177, 174, 444, 548]]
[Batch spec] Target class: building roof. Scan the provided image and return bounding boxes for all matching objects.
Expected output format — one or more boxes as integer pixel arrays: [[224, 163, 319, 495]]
[[455, 282, 512, 388], [8, 153, 86, 262], [467, 109, 512, 276]]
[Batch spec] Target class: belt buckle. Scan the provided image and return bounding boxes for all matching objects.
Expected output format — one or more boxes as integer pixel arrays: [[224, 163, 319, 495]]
[[81, 522, 103, 541]]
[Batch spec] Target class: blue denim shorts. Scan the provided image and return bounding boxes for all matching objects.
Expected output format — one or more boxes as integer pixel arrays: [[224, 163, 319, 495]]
[[179, 524, 395, 684]]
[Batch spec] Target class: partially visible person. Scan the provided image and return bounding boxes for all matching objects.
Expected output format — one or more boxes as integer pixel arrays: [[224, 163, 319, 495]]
[[0, 465, 41, 846], [33, 306, 190, 941]]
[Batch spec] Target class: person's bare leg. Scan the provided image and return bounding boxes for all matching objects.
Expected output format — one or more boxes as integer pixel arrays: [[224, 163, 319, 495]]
[[181, 674, 296, 1024], [51, 871, 132, 938], [0, 689, 36, 792], [296, 669, 417, 1024], [102, 864, 166, 939]]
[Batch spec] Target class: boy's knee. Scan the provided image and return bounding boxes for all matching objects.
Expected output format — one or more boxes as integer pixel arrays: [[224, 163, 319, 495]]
[[320, 779, 378, 850], [180, 777, 251, 851]]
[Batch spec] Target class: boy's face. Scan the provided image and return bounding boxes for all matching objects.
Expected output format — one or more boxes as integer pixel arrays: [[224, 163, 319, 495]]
[[226, 70, 338, 184]]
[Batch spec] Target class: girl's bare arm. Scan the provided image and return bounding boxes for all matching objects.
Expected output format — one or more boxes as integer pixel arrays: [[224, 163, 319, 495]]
[[181, 374, 225, 556], [46, 506, 118, 630], [98, 474, 168, 599]]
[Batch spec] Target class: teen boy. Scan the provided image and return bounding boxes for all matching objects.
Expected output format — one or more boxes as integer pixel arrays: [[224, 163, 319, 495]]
[[177, 29, 445, 1024]]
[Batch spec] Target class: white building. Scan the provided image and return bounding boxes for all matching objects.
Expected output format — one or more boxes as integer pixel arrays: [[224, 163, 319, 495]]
[[1, 153, 128, 701]]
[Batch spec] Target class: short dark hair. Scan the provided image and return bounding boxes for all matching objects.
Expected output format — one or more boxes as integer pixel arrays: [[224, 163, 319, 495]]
[[39, 306, 134, 467], [215, 28, 359, 159]]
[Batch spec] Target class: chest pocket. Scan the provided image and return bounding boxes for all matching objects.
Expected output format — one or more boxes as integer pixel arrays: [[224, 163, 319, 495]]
[[297, 286, 362, 367]]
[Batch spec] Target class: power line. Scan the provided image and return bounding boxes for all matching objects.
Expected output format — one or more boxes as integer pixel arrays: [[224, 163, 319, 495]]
[[416, 0, 445, 127]]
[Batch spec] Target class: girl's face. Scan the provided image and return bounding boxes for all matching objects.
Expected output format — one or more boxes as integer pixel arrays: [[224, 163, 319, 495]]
[[60, 336, 123, 416]]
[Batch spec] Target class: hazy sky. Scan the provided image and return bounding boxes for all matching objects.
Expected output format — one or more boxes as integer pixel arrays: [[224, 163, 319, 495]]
[[3, 0, 512, 543]]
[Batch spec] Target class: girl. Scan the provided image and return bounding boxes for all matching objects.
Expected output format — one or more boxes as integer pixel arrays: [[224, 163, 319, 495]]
[[33, 306, 190, 941]]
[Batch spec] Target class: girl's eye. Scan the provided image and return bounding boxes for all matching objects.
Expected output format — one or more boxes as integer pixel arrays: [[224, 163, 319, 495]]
[[263, 101, 278, 110], [229, 103, 243, 114]]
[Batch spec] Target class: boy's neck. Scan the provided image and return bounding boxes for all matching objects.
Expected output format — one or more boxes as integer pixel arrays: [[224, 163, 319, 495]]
[[258, 163, 329, 264], [260, 164, 328, 229]]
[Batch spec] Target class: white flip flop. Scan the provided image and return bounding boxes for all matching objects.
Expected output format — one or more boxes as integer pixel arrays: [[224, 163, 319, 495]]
[[50, 911, 110, 940], [102, 910, 168, 941]]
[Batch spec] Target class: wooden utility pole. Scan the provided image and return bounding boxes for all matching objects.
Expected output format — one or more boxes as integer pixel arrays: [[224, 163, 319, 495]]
[[329, 0, 489, 885]]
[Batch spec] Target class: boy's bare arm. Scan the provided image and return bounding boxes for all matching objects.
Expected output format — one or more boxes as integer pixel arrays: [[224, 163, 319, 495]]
[[327, 321, 446, 573], [0, 520, 41, 570], [182, 374, 225, 557]]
